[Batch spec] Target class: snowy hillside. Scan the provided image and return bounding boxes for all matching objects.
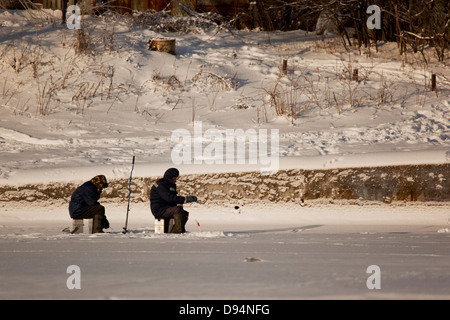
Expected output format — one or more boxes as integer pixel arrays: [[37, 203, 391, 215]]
[[0, 9, 449, 186]]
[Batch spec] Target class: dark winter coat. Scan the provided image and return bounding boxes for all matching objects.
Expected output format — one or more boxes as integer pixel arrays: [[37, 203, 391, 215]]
[[69, 181, 101, 219], [150, 168, 186, 218]]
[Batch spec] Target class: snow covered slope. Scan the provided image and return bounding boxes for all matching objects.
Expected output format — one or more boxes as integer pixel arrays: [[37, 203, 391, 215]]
[[0, 9, 449, 186]]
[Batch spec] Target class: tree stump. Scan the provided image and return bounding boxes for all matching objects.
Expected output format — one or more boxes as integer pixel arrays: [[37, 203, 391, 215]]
[[148, 39, 176, 55]]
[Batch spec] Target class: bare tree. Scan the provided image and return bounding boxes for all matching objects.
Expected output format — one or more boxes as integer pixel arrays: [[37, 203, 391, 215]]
[[252, 0, 448, 60]]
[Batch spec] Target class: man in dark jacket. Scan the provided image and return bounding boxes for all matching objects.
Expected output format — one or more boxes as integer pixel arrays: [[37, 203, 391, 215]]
[[150, 168, 197, 233], [69, 175, 110, 233]]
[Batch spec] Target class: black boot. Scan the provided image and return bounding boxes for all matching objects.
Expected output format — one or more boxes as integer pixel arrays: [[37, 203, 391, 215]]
[[92, 214, 104, 233], [182, 215, 189, 233], [171, 212, 185, 234]]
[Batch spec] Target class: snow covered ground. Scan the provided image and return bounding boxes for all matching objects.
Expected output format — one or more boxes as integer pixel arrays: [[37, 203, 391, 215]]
[[0, 9, 449, 300], [1, 201, 450, 300]]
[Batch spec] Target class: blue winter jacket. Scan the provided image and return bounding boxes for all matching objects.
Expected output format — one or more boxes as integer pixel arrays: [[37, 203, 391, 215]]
[[69, 181, 101, 219]]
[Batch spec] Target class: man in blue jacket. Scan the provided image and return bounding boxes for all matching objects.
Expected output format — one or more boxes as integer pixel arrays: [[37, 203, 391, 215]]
[[69, 175, 110, 233], [150, 168, 197, 233]]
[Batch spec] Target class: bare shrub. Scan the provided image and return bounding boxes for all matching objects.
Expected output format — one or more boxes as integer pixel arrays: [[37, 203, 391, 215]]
[[192, 69, 238, 92], [264, 75, 308, 124]]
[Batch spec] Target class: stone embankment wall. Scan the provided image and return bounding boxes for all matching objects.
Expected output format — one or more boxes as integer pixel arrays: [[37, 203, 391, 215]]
[[1, 164, 448, 204]]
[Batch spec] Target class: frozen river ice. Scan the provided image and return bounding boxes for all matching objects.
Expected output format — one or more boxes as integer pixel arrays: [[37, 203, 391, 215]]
[[0, 202, 449, 300]]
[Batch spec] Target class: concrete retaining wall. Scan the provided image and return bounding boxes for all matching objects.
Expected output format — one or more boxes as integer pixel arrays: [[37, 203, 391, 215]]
[[1, 164, 448, 204]]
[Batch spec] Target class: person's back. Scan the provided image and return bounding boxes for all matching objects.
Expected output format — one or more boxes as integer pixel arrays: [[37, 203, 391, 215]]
[[69, 181, 100, 219]]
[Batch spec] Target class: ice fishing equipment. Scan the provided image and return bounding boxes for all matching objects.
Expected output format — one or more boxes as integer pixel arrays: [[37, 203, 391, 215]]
[[154, 218, 174, 234], [122, 156, 135, 234], [195, 219, 202, 232]]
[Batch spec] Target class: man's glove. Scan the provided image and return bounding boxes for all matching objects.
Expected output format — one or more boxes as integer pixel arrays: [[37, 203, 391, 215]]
[[185, 196, 198, 203]]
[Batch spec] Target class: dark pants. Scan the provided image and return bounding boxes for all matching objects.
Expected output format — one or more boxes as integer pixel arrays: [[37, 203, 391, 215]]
[[77, 205, 108, 233], [161, 206, 189, 233]]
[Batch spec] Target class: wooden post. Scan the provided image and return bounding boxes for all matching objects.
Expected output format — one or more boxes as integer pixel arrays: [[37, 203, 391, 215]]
[[282, 59, 287, 75], [431, 74, 436, 91], [352, 68, 359, 82]]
